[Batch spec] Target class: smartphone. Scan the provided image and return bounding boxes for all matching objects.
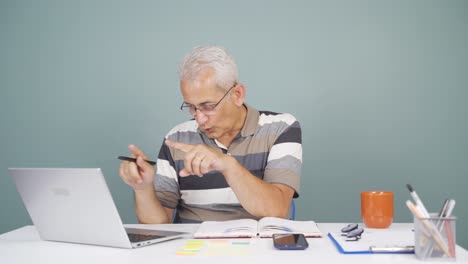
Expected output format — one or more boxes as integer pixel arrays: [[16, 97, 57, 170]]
[[272, 233, 309, 250]]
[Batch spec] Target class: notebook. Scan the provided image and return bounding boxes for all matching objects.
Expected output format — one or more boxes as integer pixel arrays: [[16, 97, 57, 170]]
[[8, 168, 188, 249]]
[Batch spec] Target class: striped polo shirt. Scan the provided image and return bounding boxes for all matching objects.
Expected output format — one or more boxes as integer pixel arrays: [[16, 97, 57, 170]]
[[153, 104, 302, 223]]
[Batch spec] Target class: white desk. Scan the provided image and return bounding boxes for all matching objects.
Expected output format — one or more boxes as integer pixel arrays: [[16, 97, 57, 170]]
[[1, 223, 467, 264]]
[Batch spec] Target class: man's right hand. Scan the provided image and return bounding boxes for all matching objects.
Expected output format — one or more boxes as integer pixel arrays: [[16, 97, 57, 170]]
[[118, 144, 155, 191]]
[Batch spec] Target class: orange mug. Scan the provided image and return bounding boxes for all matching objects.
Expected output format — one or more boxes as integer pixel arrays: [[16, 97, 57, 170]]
[[361, 191, 393, 228]]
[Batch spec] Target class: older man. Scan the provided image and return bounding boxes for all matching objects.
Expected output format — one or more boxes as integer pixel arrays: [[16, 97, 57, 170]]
[[119, 46, 302, 223]]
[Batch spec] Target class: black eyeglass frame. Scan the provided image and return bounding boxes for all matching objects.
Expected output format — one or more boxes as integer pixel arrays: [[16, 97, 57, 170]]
[[180, 83, 237, 116]]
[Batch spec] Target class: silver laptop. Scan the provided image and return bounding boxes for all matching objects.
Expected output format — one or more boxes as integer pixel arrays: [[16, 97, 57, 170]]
[[8, 168, 188, 249]]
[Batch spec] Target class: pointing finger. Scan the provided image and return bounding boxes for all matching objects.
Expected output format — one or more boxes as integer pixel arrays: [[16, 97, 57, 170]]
[[128, 144, 147, 159], [165, 140, 193, 153]]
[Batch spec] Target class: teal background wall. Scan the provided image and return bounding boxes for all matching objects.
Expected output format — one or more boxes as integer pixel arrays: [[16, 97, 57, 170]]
[[1, 0, 467, 248]]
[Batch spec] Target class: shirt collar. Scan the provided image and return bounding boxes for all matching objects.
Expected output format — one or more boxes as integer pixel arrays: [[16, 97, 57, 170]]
[[240, 103, 259, 137]]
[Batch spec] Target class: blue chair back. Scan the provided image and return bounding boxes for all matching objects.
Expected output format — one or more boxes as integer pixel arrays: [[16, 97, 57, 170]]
[[290, 199, 296, 220]]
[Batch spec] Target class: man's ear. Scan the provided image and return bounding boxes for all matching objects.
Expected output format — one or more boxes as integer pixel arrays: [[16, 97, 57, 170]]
[[231, 84, 246, 106]]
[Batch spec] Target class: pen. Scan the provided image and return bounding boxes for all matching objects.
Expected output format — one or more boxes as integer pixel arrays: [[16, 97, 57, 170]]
[[406, 184, 430, 218], [438, 199, 450, 218], [369, 246, 415, 253], [444, 199, 456, 218], [117, 156, 156, 166]]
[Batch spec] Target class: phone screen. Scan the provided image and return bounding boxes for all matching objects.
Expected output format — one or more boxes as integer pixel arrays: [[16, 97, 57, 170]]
[[272, 233, 309, 250]]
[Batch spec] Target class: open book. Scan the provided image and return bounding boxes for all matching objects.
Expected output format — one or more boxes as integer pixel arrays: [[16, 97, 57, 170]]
[[193, 217, 323, 238]]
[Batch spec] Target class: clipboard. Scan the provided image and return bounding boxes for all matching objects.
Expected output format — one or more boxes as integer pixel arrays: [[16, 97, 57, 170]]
[[328, 227, 415, 254]]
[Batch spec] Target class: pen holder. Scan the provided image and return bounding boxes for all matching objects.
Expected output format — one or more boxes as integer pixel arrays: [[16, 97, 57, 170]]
[[414, 214, 456, 261]]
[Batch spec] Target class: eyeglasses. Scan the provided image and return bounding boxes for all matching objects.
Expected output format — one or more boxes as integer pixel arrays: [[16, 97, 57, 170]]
[[180, 83, 237, 116], [341, 224, 364, 241]]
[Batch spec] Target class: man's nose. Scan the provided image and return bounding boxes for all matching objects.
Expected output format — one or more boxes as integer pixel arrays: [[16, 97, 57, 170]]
[[194, 110, 208, 124]]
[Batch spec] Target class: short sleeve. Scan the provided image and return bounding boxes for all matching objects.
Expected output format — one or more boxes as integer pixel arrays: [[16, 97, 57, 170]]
[[263, 117, 302, 198], [154, 140, 180, 209]]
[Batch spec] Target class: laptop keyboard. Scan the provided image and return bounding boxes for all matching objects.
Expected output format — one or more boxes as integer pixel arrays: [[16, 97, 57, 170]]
[[127, 232, 164, 243]]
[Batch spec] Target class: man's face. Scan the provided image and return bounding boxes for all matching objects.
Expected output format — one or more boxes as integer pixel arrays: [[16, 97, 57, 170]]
[[180, 69, 237, 140]]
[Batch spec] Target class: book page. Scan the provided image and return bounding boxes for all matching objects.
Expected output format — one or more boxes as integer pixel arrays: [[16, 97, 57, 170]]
[[193, 219, 258, 238], [257, 217, 322, 238]]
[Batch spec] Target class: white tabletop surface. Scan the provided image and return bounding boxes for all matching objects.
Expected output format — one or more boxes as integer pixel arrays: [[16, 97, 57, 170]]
[[1, 223, 467, 264]]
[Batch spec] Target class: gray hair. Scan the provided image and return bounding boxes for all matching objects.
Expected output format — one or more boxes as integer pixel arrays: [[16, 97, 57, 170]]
[[178, 46, 238, 91]]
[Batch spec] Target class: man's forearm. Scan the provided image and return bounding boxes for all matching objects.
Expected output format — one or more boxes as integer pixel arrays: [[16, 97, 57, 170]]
[[222, 155, 293, 218], [134, 187, 171, 224]]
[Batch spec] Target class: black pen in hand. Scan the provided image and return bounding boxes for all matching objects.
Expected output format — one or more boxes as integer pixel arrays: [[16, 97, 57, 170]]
[[117, 156, 156, 166]]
